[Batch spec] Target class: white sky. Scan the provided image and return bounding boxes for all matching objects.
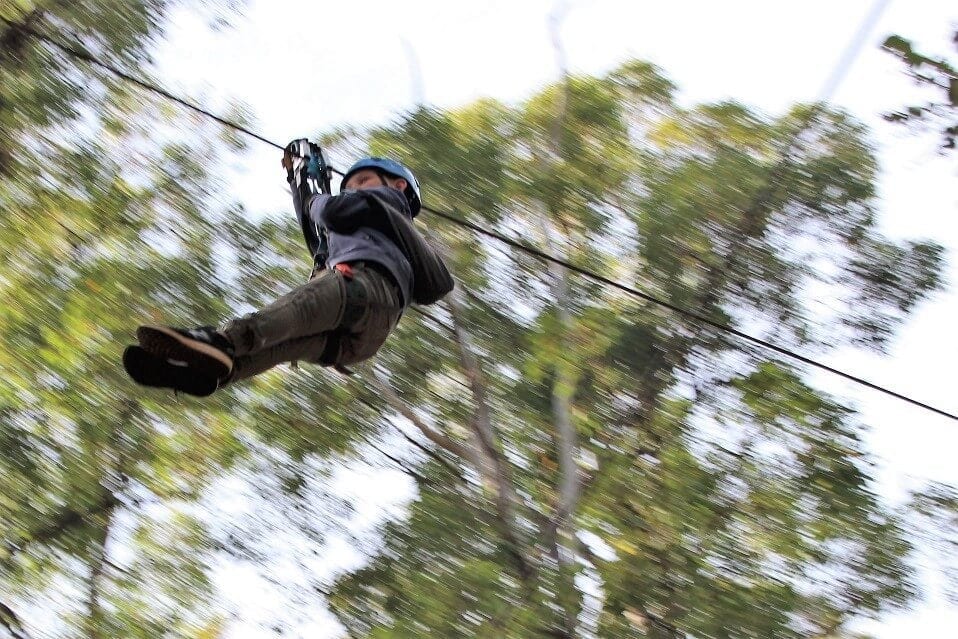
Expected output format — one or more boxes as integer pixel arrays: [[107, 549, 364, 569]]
[[155, 1, 957, 637]]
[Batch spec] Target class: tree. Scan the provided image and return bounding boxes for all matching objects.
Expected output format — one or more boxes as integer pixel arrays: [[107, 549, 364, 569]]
[[1, 3, 248, 637], [1, 5, 951, 637], [881, 30, 958, 150], [318, 60, 945, 637]]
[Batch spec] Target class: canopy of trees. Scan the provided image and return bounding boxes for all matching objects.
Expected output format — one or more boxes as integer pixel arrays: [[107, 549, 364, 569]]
[[1, 4, 955, 639]]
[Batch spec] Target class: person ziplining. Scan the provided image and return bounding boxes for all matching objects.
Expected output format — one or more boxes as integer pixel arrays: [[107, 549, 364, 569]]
[[123, 139, 454, 396]]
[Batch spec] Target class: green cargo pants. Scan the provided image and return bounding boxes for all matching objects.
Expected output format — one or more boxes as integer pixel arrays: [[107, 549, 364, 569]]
[[221, 262, 403, 383]]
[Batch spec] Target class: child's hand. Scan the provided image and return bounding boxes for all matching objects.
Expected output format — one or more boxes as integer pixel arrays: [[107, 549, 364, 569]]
[[282, 139, 310, 183]]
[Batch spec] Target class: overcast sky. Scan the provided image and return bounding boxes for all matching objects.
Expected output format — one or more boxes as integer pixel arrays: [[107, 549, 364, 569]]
[[155, 1, 957, 637]]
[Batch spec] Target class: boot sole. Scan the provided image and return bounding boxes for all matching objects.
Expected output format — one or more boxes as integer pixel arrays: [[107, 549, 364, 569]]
[[136, 325, 232, 380], [123, 345, 218, 397]]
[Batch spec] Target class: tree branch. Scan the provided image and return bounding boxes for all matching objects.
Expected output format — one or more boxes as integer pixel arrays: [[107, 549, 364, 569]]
[[443, 283, 538, 584], [367, 368, 473, 462], [0, 7, 44, 56], [543, 0, 582, 558], [540, 7, 585, 635], [3, 491, 119, 566], [363, 438, 428, 484], [2, 401, 140, 574], [86, 507, 114, 639], [0, 6, 48, 178], [0, 601, 31, 639], [380, 412, 467, 482]]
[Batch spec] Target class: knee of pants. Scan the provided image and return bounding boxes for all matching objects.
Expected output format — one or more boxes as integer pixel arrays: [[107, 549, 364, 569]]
[[337, 308, 400, 366]]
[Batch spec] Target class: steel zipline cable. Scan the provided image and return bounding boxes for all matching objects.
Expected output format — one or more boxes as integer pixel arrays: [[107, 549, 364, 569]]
[[0, 15, 285, 152], [2, 13, 956, 423]]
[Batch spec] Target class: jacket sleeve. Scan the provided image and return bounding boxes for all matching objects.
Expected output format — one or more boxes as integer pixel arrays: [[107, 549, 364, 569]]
[[362, 188, 455, 305], [317, 192, 380, 234], [293, 188, 328, 268], [290, 182, 317, 252]]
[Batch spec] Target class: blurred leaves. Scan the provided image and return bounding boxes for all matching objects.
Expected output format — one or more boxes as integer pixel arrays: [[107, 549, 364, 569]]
[[1, 1, 248, 637], [908, 483, 958, 603], [322, 59, 946, 638], [881, 31, 958, 150], [0, 5, 954, 639]]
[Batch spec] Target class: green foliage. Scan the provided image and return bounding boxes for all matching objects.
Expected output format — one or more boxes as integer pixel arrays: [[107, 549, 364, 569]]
[[331, 468, 530, 639], [907, 483, 958, 603], [322, 59, 945, 638], [1, 2, 248, 636], [0, 8, 952, 639], [881, 31, 958, 150]]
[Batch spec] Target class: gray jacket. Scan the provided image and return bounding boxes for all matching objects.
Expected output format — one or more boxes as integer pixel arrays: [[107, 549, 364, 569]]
[[302, 186, 454, 307]]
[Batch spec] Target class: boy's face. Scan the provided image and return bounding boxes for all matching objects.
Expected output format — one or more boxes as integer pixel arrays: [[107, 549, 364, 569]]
[[344, 169, 407, 193], [343, 169, 383, 190]]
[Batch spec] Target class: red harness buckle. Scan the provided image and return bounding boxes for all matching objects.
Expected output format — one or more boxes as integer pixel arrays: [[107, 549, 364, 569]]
[[333, 262, 355, 280]]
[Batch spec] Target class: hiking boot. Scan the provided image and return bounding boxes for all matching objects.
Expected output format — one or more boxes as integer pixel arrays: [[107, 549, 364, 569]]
[[136, 325, 234, 381], [123, 345, 219, 397]]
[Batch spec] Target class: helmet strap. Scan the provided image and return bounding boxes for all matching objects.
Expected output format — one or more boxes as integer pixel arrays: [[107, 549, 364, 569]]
[[374, 170, 391, 188]]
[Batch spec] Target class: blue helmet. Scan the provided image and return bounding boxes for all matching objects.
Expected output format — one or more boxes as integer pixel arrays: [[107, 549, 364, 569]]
[[341, 156, 422, 216]]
